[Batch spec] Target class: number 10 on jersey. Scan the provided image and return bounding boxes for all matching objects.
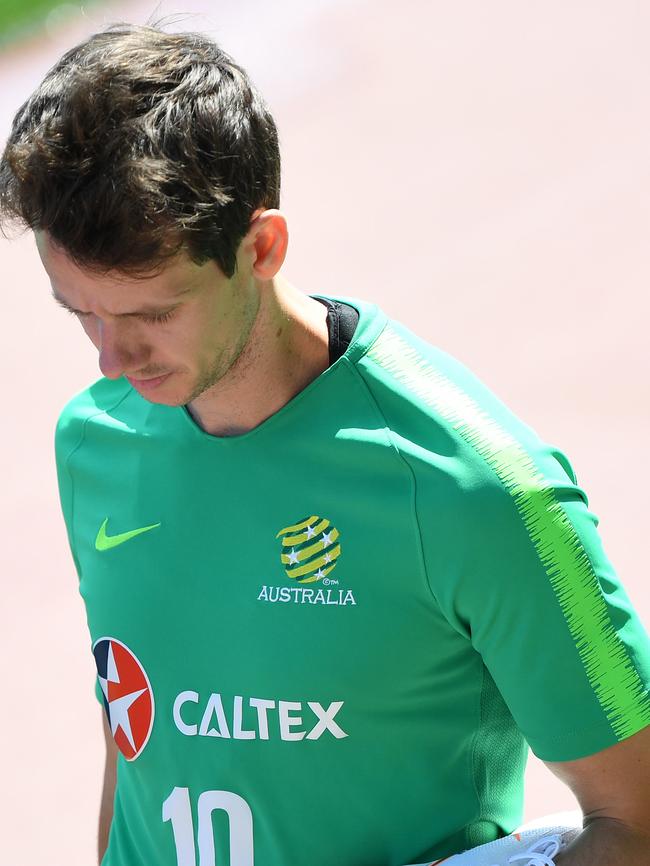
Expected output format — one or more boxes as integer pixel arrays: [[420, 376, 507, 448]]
[[163, 787, 254, 865]]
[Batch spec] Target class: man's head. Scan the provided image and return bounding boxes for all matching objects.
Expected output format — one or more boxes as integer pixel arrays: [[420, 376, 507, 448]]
[[1, 24, 287, 406], [0, 23, 281, 278]]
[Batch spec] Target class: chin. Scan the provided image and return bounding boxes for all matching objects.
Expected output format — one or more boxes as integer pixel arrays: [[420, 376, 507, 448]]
[[154, 383, 196, 408], [134, 392, 183, 408], [151, 393, 189, 408]]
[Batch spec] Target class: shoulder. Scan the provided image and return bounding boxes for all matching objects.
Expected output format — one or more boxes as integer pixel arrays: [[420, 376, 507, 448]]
[[357, 316, 535, 449], [355, 313, 585, 530], [55, 376, 133, 459], [355, 315, 541, 476]]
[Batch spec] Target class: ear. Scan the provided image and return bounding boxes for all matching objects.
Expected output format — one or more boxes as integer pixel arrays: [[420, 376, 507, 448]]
[[245, 209, 288, 280]]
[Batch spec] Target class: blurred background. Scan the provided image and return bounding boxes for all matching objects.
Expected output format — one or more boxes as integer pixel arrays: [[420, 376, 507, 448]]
[[1, 1, 648, 863]]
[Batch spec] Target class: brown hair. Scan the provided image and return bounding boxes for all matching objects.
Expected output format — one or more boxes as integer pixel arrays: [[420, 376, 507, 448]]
[[0, 24, 281, 277]]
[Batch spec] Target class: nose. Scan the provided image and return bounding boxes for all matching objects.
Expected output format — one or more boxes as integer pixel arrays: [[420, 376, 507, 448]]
[[97, 320, 143, 379]]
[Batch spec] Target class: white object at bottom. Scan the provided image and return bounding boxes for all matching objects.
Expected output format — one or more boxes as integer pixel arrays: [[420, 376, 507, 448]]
[[406, 811, 583, 866]]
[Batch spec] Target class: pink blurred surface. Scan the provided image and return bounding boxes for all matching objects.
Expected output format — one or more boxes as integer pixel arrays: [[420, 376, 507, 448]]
[[1, 1, 648, 862]]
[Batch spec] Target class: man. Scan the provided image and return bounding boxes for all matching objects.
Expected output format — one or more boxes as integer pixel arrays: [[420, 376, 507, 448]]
[[1, 23, 649, 866]]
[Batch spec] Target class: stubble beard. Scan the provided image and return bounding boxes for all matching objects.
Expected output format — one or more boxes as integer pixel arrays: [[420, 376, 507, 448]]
[[183, 351, 231, 406], [182, 298, 261, 408]]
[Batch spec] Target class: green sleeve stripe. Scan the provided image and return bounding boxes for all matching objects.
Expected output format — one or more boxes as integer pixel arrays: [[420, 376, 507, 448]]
[[367, 327, 650, 739]]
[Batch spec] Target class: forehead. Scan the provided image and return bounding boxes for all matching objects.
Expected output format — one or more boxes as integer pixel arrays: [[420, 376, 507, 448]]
[[35, 231, 210, 308]]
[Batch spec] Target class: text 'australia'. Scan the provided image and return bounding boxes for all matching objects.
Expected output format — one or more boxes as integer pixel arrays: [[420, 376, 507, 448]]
[[258, 585, 357, 605]]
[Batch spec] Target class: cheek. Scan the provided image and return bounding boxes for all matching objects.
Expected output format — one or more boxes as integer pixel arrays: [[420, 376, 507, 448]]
[[177, 313, 214, 358]]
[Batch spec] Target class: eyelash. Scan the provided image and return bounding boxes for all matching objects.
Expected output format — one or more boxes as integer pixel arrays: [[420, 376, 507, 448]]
[[141, 310, 175, 325]]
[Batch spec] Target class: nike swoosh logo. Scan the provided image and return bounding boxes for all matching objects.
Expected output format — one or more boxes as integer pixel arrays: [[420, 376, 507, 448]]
[[95, 518, 161, 552]]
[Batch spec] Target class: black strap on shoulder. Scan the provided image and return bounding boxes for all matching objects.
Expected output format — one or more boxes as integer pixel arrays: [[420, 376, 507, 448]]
[[313, 297, 360, 366]]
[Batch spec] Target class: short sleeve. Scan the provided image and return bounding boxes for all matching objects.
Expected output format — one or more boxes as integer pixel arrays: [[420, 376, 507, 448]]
[[361, 321, 650, 762], [55, 407, 100, 706], [431, 439, 650, 762], [54, 410, 83, 580]]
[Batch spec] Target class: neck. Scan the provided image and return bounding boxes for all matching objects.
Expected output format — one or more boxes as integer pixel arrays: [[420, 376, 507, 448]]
[[186, 276, 330, 436]]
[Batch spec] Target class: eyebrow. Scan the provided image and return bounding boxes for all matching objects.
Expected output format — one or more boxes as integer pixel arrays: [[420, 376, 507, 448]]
[[51, 289, 189, 317]]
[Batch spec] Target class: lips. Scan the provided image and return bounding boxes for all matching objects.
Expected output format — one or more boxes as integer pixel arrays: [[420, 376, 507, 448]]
[[126, 373, 171, 390]]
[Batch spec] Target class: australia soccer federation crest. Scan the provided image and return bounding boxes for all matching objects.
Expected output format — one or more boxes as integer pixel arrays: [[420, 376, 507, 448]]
[[276, 515, 341, 583], [93, 637, 155, 761]]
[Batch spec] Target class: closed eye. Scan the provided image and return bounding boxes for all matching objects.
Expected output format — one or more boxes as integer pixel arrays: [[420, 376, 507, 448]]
[[140, 309, 176, 325], [58, 305, 177, 324]]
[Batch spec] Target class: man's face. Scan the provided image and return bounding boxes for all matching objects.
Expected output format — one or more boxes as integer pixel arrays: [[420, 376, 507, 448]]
[[36, 232, 260, 406]]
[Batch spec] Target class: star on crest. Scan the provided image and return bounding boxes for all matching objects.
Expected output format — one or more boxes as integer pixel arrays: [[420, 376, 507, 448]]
[[108, 688, 147, 751]]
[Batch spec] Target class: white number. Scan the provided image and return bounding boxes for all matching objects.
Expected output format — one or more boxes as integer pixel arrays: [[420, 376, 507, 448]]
[[162, 786, 254, 866], [162, 787, 196, 866]]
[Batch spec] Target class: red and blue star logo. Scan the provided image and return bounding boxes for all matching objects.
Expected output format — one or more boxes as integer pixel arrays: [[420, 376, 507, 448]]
[[92, 637, 155, 761]]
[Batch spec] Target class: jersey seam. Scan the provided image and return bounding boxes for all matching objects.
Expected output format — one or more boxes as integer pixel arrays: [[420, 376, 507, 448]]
[[343, 356, 448, 615], [348, 352, 485, 841], [528, 706, 648, 759]]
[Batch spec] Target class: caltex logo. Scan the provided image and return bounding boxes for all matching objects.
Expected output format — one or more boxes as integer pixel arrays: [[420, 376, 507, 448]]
[[92, 637, 155, 761], [276, 515, 341, 584]]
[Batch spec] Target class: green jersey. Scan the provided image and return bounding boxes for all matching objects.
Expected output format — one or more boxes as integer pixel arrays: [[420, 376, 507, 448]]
[[55, 295, 650, 866]]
